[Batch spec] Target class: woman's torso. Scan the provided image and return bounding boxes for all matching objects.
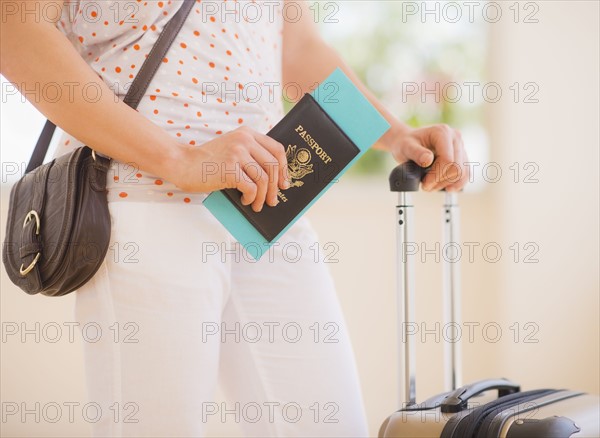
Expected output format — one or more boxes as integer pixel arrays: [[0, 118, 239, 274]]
[[54, 0, 285, 203]]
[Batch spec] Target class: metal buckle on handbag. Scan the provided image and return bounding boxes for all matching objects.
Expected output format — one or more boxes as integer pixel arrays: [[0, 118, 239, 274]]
[[20, 210, 41, 276]]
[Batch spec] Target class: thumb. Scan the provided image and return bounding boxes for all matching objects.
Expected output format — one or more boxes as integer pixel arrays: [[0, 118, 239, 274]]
[[401, 136, 434, 167]]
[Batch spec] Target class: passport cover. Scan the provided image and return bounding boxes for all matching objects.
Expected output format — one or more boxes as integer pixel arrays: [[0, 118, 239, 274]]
[[203, 68, 391, 260]]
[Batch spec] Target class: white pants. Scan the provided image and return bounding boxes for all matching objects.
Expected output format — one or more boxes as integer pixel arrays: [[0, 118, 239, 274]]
[[75, 200, 368, 437]]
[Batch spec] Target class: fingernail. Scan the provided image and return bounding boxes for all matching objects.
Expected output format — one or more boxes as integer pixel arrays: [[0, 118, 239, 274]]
[[420, 152, 433, 167], [282, 180, 290, 189]]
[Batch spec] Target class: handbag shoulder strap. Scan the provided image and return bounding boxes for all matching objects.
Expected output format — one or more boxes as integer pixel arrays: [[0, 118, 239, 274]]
[[26, 0, 195, 173]]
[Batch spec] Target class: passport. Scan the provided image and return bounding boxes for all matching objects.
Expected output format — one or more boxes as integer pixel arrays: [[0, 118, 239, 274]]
[[203, 68, 391, 260]]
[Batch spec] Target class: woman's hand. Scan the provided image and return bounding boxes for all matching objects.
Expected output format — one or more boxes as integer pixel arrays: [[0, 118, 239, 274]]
[[383, 123, 469, 192], [171, 127, 290, 212]]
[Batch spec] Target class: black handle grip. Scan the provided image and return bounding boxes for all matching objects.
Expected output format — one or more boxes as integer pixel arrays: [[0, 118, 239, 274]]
[[440, 378, 521, 413], [389, 161, 430, 192]]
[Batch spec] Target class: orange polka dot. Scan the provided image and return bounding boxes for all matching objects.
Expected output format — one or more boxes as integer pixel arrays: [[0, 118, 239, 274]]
[[154, 109, 159, 114], [113, 175, 119, 181], [151, 25, 157, 31], [180, 42, 187, 49], [119, 192, 128, 198], [158, 1, 164, 7], [226, 50, 232, 56], [167, 192, 174, 197], [78, 36, 84, 43], [136, 173, 143, 178], [216, 130, 223, 135], [104, 21, 109, 26], [163, 57, 168, 63], [238, 118, 244, 124], [209, 62, 215, 68], [221, 28, 226, 33], [133, 44, 140, 50], [150, 95, 156, 101], [65, 139, 70, 145], [115, 66, 121, 73], [155, 179, 163, 185], [167, 120, 174, 124], [189, 140, 196, 145], [196, 112, 202, 117], [192, 77, 198, 84], [193, 30, 200, 36], [184, 197, 191, 203], [142, 25, 148, 31], [210, 16, 216, 22], [91, 11, 97, 17]]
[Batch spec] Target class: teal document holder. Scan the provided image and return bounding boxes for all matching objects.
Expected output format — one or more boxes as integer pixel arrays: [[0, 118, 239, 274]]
[[203, 68, 391, 260]]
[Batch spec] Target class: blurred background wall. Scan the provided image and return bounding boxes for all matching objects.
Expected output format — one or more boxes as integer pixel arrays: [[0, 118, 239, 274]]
[[1, 1, 598, 436]]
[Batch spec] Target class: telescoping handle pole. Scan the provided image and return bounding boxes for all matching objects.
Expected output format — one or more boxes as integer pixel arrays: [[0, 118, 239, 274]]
[[388, 162, 462, 407], [389, 162, 426, 408], [443, 192, 462, 392]]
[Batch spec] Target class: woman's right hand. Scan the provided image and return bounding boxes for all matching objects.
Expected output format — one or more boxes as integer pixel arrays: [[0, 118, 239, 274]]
[[171, 127, 290, 213]]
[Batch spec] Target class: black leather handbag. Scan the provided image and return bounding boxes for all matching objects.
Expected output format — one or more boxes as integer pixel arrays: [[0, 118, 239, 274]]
[[2, 0, 194, 296]]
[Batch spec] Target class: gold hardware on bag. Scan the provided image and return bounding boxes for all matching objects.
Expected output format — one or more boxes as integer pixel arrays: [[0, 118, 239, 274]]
[[20, 253, 41, 276], [23, 210, 41, 235], [91, 150, 96, 161], [20, 210, 42, 276]]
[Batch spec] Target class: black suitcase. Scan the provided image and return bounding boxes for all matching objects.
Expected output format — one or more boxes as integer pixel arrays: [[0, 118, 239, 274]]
[[379, 163, 600, 437]]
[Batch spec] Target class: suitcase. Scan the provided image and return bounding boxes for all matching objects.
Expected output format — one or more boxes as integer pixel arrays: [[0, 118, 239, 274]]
[[379, 162, 600, 438]]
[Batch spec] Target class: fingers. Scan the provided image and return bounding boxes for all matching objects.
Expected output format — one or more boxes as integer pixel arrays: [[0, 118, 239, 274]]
[[252, 131, 290, 190], [237, 169, 258, 206], [421, 124, 467, 192], [446, 133, 469, 192], [422, 125, 455, 191], [400, 136, 435, 168], [245, 141, 280, 211], [230, 127, 288, 212]]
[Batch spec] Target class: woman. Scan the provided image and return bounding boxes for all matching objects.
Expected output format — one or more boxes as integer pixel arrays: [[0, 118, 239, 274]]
[[1, 0, 468, 436]]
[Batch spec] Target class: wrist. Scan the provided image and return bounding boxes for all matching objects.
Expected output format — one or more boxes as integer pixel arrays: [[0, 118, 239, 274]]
[[158, 141, 193, 189]]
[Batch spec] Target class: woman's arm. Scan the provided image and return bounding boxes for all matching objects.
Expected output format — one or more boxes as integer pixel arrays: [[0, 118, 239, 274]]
[[282, 0, 468, 191], [1, 1, 288, 211]]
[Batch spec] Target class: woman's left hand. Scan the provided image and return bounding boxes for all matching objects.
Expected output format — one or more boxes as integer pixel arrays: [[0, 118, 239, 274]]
[[385, 123, 470, 192]]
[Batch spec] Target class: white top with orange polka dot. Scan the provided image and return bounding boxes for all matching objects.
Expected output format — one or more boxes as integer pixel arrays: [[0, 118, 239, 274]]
[[53, 0, 285, 203]]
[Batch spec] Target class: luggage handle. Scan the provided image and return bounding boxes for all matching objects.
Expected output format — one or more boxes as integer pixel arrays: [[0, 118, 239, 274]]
[[440, 378, 521, 413], [389, 161, 462, 407]]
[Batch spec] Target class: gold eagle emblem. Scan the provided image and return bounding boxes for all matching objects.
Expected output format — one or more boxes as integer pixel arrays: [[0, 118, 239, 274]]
[[285, 145, 314, 188]]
